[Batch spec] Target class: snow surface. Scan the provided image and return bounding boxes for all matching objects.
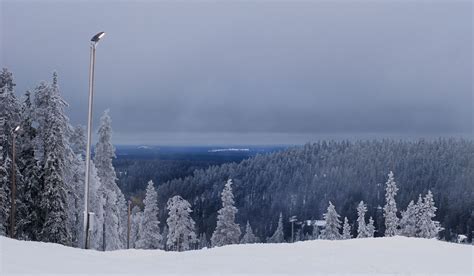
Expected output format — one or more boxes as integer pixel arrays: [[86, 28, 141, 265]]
[[209, 148, 250, 152], [1, 236, 472, 276]]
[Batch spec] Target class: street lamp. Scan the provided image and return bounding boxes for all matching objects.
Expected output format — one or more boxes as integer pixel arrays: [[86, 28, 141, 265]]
[[10, 125, 20, 238], [84, 31, 106, 249]]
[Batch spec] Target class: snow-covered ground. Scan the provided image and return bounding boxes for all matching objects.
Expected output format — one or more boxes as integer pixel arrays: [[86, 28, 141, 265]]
[[1, 236, 472, 276]]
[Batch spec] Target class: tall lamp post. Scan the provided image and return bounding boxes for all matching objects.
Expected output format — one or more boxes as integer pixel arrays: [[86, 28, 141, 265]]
[[84, 31, 106, 249], [10, 125, 20, 239]]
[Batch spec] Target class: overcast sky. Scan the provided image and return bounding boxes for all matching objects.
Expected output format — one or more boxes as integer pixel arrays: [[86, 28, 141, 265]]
[[1, 0, 472, 145]]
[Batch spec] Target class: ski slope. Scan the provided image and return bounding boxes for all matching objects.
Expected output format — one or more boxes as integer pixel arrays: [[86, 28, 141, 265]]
[[1, 236, 472, 275]]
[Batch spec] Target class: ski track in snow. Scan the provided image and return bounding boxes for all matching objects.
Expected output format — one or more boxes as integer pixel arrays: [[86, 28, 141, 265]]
[[0, 236, 472, 276]]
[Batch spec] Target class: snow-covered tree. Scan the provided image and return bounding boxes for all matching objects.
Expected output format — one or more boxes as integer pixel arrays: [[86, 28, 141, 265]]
[[0, 68, 20, 237], [35, 73, 71, 246], [161, 225, 169, 250], [211, 179, 241, 247], [383, 171, 399, 237], [130, 206, 142, 249], [267, 213, 284, 243], [356, 201, 369, 238], [399, 200, 417, 237], [15, 91, 41, 241], [367, 217, 376, 237], [342, 217, 352, 239], [320, 201, 341, 240], [136, 180, 162, 249], [240, 221, 259, 244], [94, 110, 126, 249], [312, 223, 320, 240], [417, 191, 441, 239], [166, 195, 196, 251]]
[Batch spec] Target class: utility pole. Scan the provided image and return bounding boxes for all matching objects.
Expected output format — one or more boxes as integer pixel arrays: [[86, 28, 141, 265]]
[[127, 200, 131, 249], [9, 125, 20, 239]]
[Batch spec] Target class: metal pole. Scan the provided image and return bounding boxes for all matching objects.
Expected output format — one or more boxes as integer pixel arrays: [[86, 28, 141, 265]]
[[10, 132, 16, 238], [127, 201, 131, 249], [84, 42, 96, 249], [291, 221, 294, 243]]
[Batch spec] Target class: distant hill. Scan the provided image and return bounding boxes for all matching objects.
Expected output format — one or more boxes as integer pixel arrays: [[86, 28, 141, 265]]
[[156, 139, 474, 242]]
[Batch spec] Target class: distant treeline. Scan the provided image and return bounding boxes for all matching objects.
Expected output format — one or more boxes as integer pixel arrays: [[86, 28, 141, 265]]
[[155, 139, 473, 242]]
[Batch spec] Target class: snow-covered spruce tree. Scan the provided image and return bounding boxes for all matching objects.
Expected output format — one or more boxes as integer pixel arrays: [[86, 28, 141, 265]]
[[0, 68, 21, 236], [211, 179, 241, 247], [267, 212, 284, 243], [417, 191, 441, 239], [240, 221, 259, 244], [94, 110, 126, 249], [166, 195, 196, 251], [136, 180, 162, 249], [15, 91, 42, 241], [356, 201, 369, 238], [34, 73, 72, 246], [383, 171, 399, 237], [367, 217, 376, 237], [399, 200, 417, 237], [342, 217, 352, 239], [312, 223, 320, 240], [320, 201, 342, 240]]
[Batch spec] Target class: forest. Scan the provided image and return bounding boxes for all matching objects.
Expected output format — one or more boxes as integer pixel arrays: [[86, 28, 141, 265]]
[[155, 139, 473, 242]]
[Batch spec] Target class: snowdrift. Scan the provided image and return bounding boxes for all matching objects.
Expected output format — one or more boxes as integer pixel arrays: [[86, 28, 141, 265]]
[[0, 236, 472, 275]]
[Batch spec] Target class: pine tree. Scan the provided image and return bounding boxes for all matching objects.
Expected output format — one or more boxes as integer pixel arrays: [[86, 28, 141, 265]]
[[367, 217, 376, 237], [417, 191, 441, 239], [35, 73, 71, 246], [88, 161, 104, 250], [166, 195, 196, 251], [161, 225, 169, 250], [321, 201, 342, 240], [15, 91, 42, 240], [267, 213, 284, 243], [94, 110, 126, 249], [399, 200, 417, 237], [240, 221, 259, 244], [312, 223, 320, 240], [136, 180, 162, 249], [356, 201, 369, 238], [211, 179, 241, 247], [342, 217, 352, 239], [383, 171, 399, 237]]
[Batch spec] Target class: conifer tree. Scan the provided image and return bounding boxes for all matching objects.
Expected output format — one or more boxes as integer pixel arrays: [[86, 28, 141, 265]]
[[417, 191, 441, 239], [383, 171, 399, 236], [94, 110, 126, 249], [367, 217, 376, 237], [267, 212, 284, 243], [211, 179, 241, 247], [136, 180, 162, 249], [399, 200, 417, 237], [35, 73, 71, 245], [0, 68, 20, 236], [161, 225, 169, 250], [356, 201, 369, 238], [240, 221, 259, 244], [15, 91, 41, 240], [342, 217, 352, 239], [321, 201, 342, 240], [166, 195, 196, 251]]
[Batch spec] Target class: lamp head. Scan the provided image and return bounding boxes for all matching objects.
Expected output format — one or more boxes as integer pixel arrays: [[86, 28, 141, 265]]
[[91, 32, 106, 43], [13, 126, 20, 132]]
